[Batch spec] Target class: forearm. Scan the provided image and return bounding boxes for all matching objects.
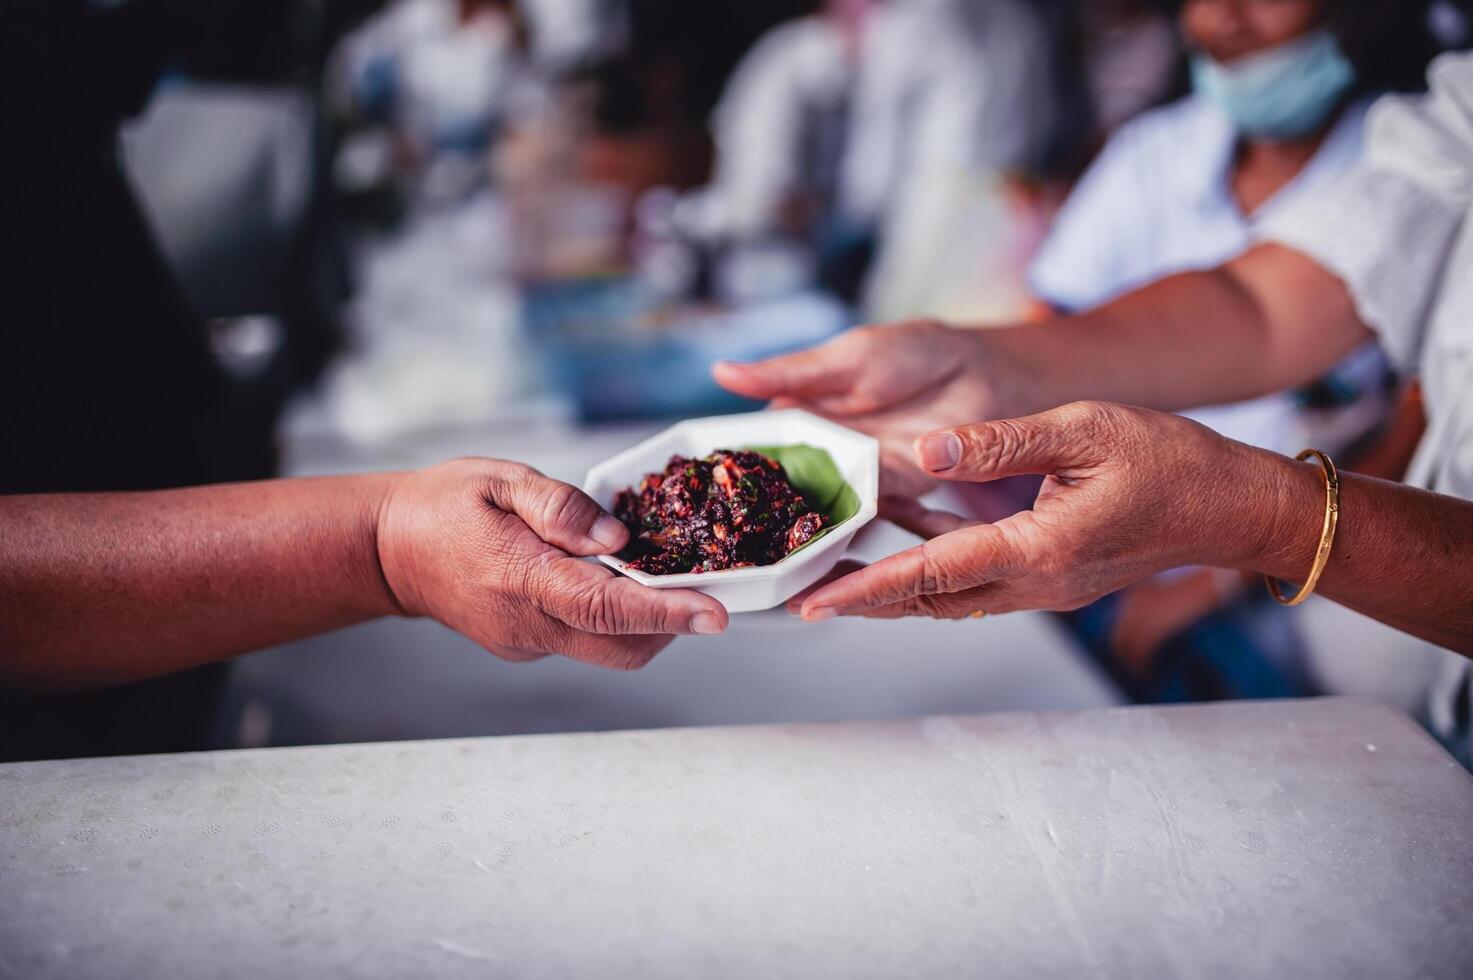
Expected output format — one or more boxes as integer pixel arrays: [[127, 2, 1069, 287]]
[[1223, 451, 1473, 657], [982, 246, 1372, 416], [0, 475, 404, 692]]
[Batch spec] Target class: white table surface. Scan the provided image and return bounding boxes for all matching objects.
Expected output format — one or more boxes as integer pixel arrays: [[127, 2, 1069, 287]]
[[3, 696, 1470, 979]]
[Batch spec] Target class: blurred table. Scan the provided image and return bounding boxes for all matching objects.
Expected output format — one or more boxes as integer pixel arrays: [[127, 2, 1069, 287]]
[[3, 697, 1469, 978]]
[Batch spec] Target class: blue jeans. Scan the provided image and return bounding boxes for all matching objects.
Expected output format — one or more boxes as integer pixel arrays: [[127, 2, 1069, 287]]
[[1059, 590, 1311, 704]]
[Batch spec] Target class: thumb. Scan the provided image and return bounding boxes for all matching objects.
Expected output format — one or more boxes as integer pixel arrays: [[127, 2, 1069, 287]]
[[913, 404, 1098, 484], [485, 464, 630, 556]]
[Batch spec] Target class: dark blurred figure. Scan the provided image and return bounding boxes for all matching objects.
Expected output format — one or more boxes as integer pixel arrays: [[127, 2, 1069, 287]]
[[0, 0, 361, 761]]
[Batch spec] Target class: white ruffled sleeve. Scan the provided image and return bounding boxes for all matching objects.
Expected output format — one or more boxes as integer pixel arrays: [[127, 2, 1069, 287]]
[[1257, 52, 1473, 370]]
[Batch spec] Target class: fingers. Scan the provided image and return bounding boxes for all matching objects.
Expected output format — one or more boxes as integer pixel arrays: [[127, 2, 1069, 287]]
[[712, 336, 861, 402], [840, 583, 1003, 620], [483, 463, 629, 556], [555, 630, 675, 672], [878, 496, 981, 540], [785, 501, 977, 618], [913, 404, 1100, 484], [494, 621, 672, 671], [536, 556, 730, 637], [784, 559, 867, 614], [799, 522, 1018, 620]]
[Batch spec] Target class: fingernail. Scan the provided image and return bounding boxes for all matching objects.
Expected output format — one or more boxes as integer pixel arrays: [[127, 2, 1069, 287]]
[[690, 611, 725, 635], [917, 432, 962, 472], [590, 515, 628, 551], [804, 607, 838, 623]]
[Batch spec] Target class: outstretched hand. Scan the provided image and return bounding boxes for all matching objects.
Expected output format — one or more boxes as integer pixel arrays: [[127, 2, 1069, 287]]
[[792, 402, 1289, 622], [378, 459, 728, 670], [714, 321, 1017, 497]]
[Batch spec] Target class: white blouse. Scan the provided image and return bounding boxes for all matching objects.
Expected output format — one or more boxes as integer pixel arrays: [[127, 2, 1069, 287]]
[[1259, 51, 1473, 760], [1029, 93, 1386, 460]]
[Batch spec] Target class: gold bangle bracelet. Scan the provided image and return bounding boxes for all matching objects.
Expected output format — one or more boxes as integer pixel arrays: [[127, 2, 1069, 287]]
[[1266, 449, 1341, 607]]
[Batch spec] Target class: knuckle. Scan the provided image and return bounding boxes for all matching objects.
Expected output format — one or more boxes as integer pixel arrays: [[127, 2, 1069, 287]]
[[1063, 400, 1106, 422], [475, 460, 541, 511], [1068, 401, 1124, 439], [500, 461, 541, 489], [516, 547, 561, 598], [900, 596, 932, 619], [912, 593, 963, 620], [577, 585, 629, 634], [538, 480, 594, 535], [898, 590, 971, 620], [918, 541, 966, 595], [962, 419, 1026, 473], [503, 458, 538, 476]]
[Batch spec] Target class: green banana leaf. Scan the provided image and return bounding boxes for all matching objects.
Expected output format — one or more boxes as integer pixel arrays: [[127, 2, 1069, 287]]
[[742, 443, 861, 554]]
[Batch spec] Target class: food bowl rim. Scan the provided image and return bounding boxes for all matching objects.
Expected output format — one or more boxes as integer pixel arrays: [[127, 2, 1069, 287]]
[[583, 409, 880, 586]]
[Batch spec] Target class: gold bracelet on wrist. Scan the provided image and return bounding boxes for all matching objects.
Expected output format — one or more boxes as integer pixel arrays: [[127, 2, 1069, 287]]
[[1265, 449, 1340, 607]]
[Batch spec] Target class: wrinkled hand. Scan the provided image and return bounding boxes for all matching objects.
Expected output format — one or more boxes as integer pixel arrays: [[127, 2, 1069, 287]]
[[714, 321, 1016, 497], [377, 458, 728, 669], [795, 402, 1285, 621]]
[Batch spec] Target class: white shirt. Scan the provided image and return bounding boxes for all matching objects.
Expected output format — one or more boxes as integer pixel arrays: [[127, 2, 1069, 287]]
[[705, 17, 850, 240], [847, 0, 1053, 319], [839, 0, 1054, 225], [1259, 52, 1473, 761], [702, 0, 1053, 275], [1030, 94, 1386, 457]]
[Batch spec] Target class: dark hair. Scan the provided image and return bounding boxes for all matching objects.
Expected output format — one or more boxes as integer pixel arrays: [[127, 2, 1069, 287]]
[[1329, 0, 1449, 91], [1158, 0, 1447, 93]]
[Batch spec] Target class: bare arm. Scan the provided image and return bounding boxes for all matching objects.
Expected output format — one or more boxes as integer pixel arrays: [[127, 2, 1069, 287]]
[[989, 243, 1376, 415], [715, 244, 1376, 469], [0, 461, 727, 693], [793, 403, 1473, 658], [0, 477, 399, 691], [1258, 458, 1473, 656]]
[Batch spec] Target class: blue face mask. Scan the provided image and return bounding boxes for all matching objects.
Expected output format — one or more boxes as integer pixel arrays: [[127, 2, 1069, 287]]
[[1190, 29, 1356, 140]]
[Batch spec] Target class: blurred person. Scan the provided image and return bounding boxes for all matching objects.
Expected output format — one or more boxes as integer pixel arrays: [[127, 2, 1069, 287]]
[[329, 0, 536, 164], [697, 0, 855, 244], [694, 0, 1056, 311], [715, 41, 1473, 762], [0, 460, 729, 761], [1021, 0, 1442, 701], [1028, 0, 1182, 190], [493, 1, 815, 280], [843, 0, 1056, 317], [1077, 0, 1182, 139]]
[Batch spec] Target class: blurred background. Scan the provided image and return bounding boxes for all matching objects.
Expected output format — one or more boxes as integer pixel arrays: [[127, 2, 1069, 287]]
[[6, 0, 1472, 751]]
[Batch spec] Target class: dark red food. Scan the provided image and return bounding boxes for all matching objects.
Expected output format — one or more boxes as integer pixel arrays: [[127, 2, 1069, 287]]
[[613, 449, 829, 574]]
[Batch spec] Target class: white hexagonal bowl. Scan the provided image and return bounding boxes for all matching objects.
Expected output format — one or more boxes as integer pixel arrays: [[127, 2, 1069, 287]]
[[583, 409, 880, 613]]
